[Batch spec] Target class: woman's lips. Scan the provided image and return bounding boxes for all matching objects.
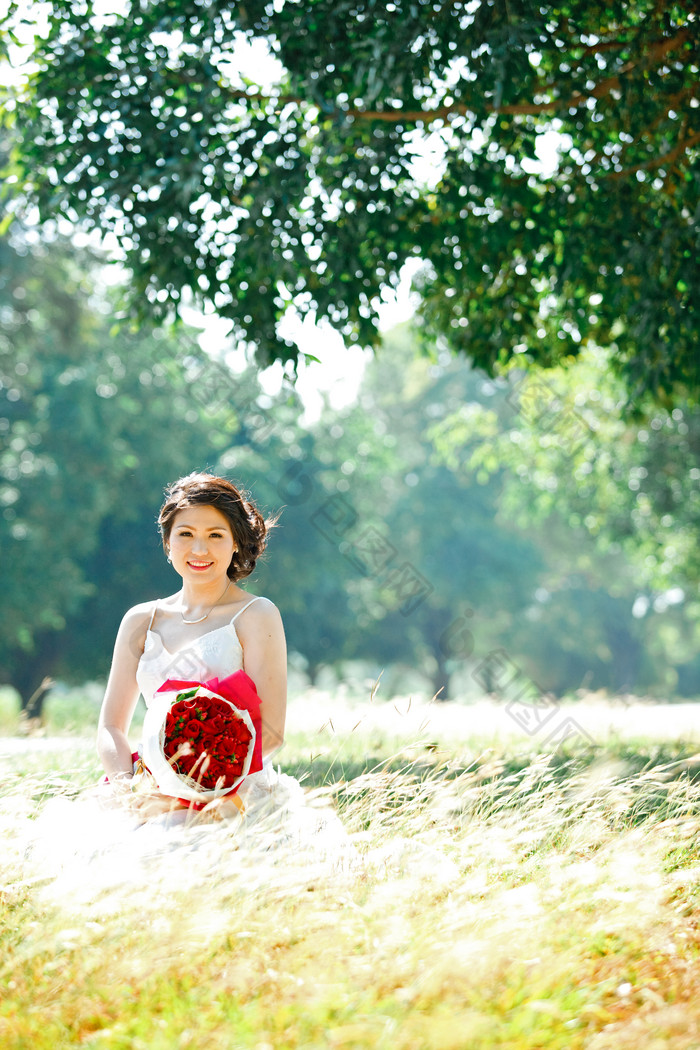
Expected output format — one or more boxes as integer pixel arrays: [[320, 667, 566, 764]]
[[187, 560, 213, 571]]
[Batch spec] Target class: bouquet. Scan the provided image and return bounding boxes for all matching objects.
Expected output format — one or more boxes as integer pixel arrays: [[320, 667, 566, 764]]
[[140, 670, 263, 809]]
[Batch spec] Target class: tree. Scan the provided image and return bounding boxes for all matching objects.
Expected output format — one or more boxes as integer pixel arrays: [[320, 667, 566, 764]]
[[296, 324, 547, 698], [439, 346, 700, 592], [1, 1, 697, 404], [429, 344, 700, 692], [0, 231, 248, 711], [221, 409, 364, 686]]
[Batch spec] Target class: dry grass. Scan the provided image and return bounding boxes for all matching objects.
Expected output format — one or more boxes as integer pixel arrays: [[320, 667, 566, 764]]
[[1, 691, 700, 1049]]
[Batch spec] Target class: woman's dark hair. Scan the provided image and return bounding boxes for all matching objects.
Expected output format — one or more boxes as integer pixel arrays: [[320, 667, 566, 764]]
[[158, 472, 275, 581]]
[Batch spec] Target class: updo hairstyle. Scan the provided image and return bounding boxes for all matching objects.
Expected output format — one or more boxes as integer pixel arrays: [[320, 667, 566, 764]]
[[158, 472, 273, 581]]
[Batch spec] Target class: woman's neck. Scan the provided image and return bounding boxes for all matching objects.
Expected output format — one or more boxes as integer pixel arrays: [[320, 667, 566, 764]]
[[178, 577, 234, 619]]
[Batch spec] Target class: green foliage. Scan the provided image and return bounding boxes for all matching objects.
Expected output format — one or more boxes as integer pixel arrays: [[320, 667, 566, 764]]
[[0, 231, 247, 705], [430, 345, 700, 692], [2, 1, 697, 402], [434, 346, 700, 592], [234, 324, 550, 697], [341, 328, 546, 695]]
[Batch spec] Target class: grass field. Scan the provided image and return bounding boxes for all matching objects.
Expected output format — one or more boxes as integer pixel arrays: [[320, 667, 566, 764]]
[[1, 685, 700, 1049]]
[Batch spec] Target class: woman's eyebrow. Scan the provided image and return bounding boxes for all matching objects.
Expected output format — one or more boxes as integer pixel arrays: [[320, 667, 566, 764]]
[[174, 523, 228, 530]]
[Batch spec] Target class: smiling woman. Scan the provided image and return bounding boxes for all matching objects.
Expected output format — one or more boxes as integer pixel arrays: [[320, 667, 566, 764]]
[[97, 471, 288, 790], [19, 472, 355, 906]]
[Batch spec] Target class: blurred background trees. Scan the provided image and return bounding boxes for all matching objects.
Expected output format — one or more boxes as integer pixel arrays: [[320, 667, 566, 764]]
[[2, 234, 699, 710], [1, 3, 698, 712]]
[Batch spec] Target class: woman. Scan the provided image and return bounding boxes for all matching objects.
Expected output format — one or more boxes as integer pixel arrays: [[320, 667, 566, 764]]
[[97, 470, 287, 819], [22, 473, 352, 908]]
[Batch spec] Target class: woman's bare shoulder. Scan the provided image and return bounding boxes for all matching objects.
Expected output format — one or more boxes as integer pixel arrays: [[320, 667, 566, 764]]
[[236, 595, 284, 630], [245, 595, 282, 618], [118, 599, 161, 633]]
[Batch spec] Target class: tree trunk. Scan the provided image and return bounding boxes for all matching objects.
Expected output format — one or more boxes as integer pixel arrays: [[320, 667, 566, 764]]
[[12, 632, 62, 719], [306, 662, 322, 688], [430, 649, 451, 701], [606, 623, 644, 693]]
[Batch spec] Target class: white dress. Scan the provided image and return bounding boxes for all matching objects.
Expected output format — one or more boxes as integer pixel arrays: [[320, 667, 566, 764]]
[[21, 597, 355, 911], [135, 596, 286, 811]]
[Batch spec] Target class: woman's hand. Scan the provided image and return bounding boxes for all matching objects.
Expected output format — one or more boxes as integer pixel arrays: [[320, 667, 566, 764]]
[[101, 770, 186, 819], [202, 794, 245, 821], [126, 772, 185, 818]]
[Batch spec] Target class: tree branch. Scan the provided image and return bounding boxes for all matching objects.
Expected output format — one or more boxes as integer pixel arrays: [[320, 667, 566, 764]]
[[581, 38, 635, 58], [215, 26, 693, 123], [588, 87, 695, 169], [606, 129, 700, 179]]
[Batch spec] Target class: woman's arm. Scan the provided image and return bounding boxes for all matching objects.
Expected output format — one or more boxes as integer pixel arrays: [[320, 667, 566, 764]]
[[237, 598, 288, 758], [97, 605, 150, 780]]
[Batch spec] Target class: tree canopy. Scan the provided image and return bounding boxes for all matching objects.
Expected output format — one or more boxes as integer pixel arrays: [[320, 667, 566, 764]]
[[1, 0, 698, 404]]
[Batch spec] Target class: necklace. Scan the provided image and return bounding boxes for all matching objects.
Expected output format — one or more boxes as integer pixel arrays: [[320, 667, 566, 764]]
[[181, 579, 232, 624]]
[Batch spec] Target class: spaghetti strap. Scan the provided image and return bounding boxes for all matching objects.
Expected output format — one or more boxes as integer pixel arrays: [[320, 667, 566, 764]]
[[147, 602, 159, 631], [230, 596, 263, 624]]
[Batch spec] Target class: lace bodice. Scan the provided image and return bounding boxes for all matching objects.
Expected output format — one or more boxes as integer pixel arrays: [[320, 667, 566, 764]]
[[136, 597, 261, 707]]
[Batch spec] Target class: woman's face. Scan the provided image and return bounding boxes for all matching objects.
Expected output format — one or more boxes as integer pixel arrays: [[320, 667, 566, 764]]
[[167, 505, 236, 584]]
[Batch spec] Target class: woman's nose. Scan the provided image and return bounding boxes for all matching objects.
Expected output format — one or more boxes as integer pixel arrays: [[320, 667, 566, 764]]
[[191, 537, 209, 554]]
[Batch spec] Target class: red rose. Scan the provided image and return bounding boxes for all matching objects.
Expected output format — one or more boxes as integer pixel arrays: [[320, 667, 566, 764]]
[[207, 698, 229, 716], [200, 759, 223, 788]]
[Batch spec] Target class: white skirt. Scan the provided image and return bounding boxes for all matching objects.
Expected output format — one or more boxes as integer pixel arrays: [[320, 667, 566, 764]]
[[16, 762, 358, 913]]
